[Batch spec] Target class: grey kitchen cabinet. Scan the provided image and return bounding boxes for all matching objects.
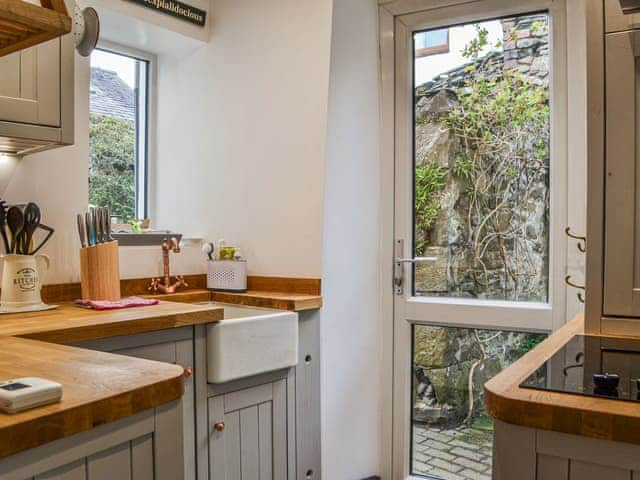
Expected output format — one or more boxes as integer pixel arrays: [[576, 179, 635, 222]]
[[493, 420, 640, 480], [74, 309, 321, 480], [75, 328, 196, 480], [602, 22, 640, 318], [0, 401, 183, 480], [208, 372, 294, 480], [605, 0, 640, 33], [0, 0, 74, 156], [0, 41, 60, 128]]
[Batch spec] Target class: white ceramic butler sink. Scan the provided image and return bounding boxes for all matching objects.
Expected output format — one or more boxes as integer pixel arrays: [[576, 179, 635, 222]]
[[204, 303, 299, 383]]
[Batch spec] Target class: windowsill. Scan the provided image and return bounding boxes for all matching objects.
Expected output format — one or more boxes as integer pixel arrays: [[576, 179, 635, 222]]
[[113, 232, 183, 247]]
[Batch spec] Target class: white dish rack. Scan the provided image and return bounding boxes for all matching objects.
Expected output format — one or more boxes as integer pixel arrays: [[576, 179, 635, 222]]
[[207, 260, 247, 292]]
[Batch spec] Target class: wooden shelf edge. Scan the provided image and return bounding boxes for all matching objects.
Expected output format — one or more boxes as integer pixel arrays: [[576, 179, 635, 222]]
[[0, 0, 71, 58]]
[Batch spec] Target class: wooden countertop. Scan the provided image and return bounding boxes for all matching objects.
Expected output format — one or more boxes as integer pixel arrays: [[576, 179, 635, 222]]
[[0, 336, 184, 459], [0, 276, 317, 458], [41, 276, 323, 312], [210, 290, 323, 311], [145, 288, 323, 311], [484, 314, 640, 445], [0, 301, 224, 344]]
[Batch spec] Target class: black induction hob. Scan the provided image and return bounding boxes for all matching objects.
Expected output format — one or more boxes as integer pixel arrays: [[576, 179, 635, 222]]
[[520, 334, 640, 403]]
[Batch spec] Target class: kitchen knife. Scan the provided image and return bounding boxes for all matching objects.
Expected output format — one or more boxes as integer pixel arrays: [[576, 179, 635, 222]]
[[92, 208, 100, 245], [95, 208, 103, 244], [77, 213, 87, 248], [105, 206, 113, 242], [85, 212, 94, 246], [101, 207, 108, 243]]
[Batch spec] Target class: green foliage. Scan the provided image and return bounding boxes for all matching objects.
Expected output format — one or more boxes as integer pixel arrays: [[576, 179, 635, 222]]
[[462, 25, 489, 59], [89, 114, 136, 221], [517, 334, 546, 356], [414, 163, 446, 256], [445, 23, 550, 299], [453, 155, 473, 180], [530, 20, 547, 36]]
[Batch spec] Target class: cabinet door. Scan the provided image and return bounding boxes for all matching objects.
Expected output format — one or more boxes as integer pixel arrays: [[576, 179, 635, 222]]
[[209, 381, 288, 480], [606, 0, 640, 33], [114, 340, 195, 480], [0, 39, 61, 127], [603, 30, 640, 317], [77, 330, 195, 480]]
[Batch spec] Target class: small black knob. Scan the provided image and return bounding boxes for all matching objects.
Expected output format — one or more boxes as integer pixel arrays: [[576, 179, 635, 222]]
[[593, 373, 620, 397]]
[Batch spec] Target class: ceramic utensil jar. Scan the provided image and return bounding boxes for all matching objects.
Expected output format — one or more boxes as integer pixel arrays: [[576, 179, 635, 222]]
[[0, 254, 50, 309]]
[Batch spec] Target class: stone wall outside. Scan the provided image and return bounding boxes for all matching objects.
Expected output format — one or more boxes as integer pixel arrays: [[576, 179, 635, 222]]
[[412, 14, 550, 427]]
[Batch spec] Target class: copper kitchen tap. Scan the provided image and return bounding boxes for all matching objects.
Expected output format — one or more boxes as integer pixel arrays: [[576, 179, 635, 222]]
[[148, 237, 188, 294]]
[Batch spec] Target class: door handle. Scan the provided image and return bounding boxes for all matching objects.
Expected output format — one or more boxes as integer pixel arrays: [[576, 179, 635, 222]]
[[394, 240, 438, 295], [395, 257, 438, 263]]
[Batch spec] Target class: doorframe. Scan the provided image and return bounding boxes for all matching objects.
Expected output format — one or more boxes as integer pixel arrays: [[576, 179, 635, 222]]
[[378, 0, 573, 478]]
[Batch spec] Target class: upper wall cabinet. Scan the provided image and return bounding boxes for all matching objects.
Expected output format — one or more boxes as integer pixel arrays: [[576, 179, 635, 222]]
[[0, 2, 74, 157], [606, 0, 640, 32], [0, 40, 60, 127], [603, 23, 640, 317]]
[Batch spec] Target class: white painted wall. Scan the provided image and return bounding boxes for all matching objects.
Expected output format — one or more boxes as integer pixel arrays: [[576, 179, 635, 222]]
[[153, 0, 334, 278], [322, 0, 382, 478], [4, 0, 333, 283]]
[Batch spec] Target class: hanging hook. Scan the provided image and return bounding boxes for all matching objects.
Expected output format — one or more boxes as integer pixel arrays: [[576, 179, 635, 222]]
[[565, 227, 587, 253], [565, 275, 586, 304], [565, 275, 585, 290]]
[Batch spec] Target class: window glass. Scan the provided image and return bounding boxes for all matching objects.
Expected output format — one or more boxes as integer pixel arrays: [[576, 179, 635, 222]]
[[413, 13, 551, 303], [411, 324, 546, 478], [89, 49, 149, 221]]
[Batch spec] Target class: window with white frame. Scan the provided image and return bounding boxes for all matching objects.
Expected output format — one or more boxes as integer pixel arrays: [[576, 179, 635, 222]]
[[89, 48, 150, 221]]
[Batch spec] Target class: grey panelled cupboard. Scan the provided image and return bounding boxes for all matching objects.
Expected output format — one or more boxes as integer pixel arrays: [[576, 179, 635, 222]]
[[208, 373, 293, 480], [0, 0, 74, 156], [74, 312, 321, 480], [602, 0, 640, 317], [0, 40, 61, 127], [75, 328, 197, 480], [75, 309, 322, 480], [0, 401, 184, 480], [493, 420, 640, 480]]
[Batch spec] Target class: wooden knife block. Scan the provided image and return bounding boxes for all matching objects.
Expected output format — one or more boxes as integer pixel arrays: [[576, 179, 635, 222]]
[[80, 241, 121, 301]]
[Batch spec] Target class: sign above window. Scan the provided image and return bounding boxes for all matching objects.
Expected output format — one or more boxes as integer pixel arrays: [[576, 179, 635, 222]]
[[123, 0, 207, 27]]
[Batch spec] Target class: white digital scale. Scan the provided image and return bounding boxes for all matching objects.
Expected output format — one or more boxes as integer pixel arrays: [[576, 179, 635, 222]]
[[0, 377, 62, 414]]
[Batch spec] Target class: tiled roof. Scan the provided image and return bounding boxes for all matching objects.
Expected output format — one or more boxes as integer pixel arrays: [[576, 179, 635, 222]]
[[90, 68, 135, 123]]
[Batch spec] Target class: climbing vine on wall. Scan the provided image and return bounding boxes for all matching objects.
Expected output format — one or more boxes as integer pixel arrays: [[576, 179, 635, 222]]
[[445, 25, 550, 300]]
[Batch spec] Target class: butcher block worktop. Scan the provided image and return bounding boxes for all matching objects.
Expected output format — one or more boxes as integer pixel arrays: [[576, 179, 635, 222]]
[[0, 301, 223, 459], [0, 301, 224, 344], [0, 336, 184, 459], [485, 314, 640, 445]]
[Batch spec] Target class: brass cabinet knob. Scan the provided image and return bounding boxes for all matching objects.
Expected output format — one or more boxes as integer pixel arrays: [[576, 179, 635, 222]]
[[214, 422, 225, 432], [183, 367, 193, 378]]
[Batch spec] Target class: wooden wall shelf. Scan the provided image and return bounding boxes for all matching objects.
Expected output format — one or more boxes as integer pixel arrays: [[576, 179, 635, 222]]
[[0, 0, 72, 58]]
